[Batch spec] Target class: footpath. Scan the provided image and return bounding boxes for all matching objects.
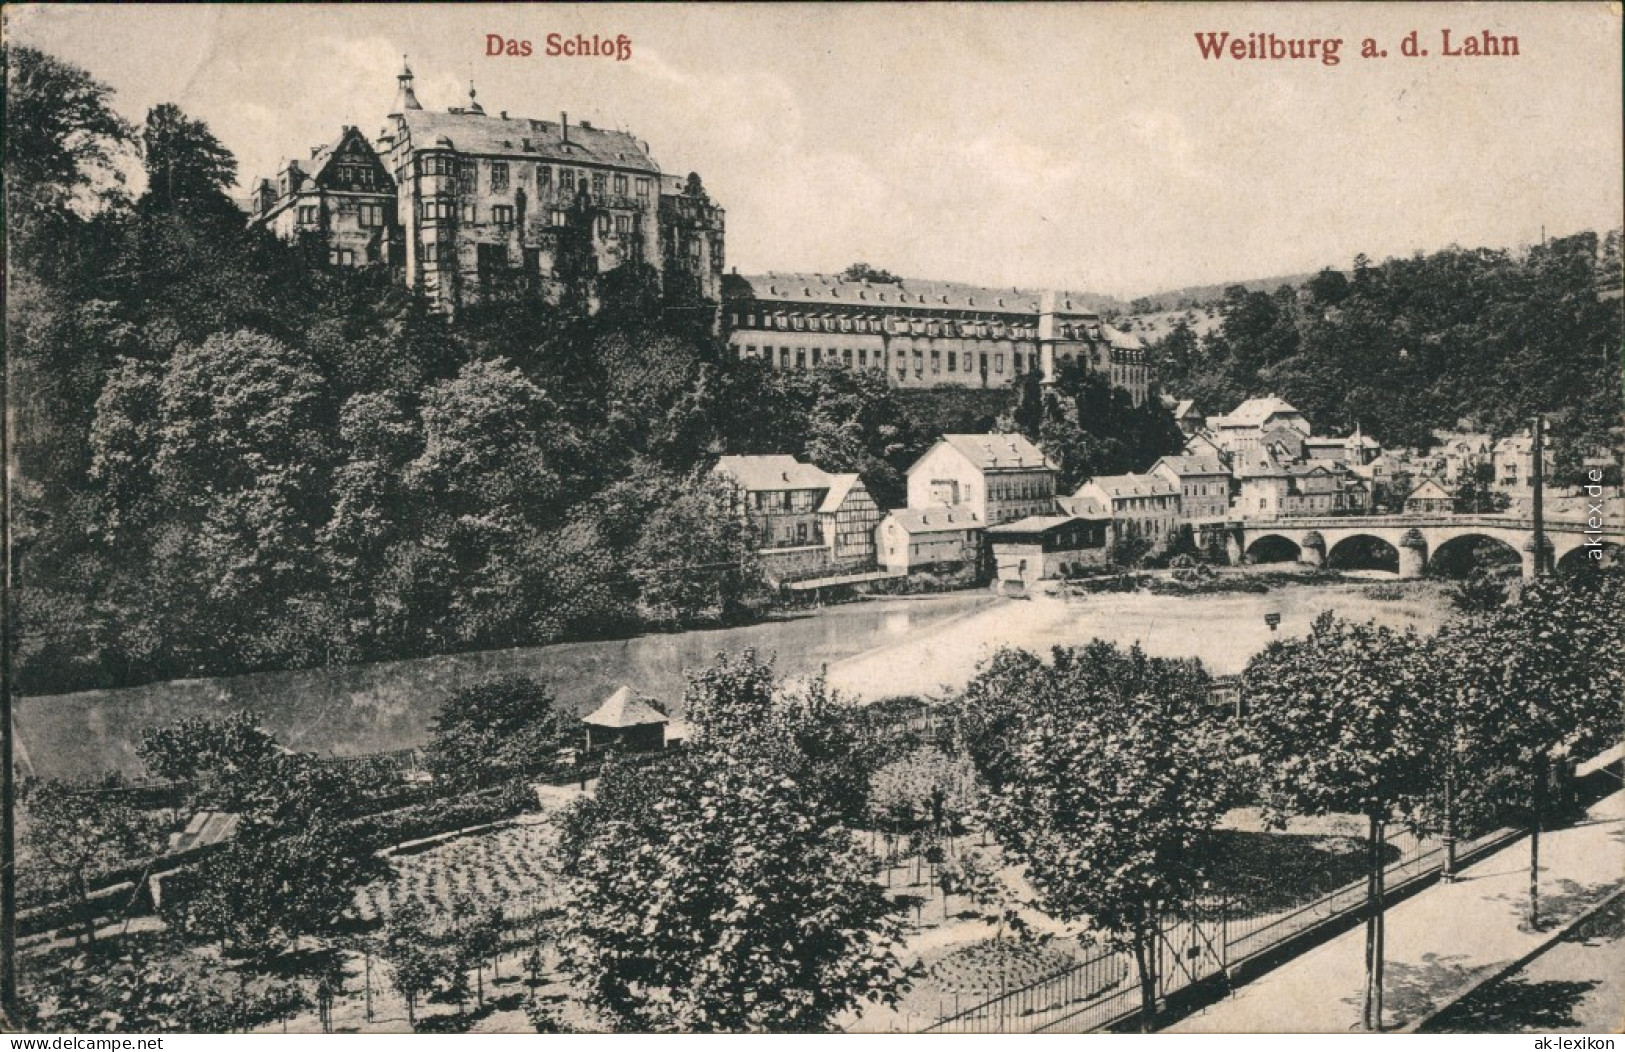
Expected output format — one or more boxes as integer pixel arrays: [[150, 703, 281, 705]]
[[1169, 786, 1625, 1033]]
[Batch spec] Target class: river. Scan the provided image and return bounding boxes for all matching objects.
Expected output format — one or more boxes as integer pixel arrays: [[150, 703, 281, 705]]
[[16, 582, 1454, 780]]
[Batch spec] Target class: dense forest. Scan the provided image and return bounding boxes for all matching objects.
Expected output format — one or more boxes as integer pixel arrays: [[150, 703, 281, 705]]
[[5, 46, 1181, 695], [1149, 238, 1623, 473]]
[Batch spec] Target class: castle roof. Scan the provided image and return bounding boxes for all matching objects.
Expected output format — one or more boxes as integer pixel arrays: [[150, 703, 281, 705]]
[[397, 108, 660, 173], [731, 272, 1109, 318]]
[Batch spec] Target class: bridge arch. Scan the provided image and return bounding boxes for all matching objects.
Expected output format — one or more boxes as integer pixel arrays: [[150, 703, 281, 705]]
[[1556, 540, 1622, 573], [1245, 534, 1302, 564], [1428, 533, 1522, 578], [1326, 533, 1400, 574]]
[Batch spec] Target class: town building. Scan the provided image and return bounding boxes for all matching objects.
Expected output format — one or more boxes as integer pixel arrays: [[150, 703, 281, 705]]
[[582, 686, 669, 752], [1148, 455, 1232, 522], [875, 506, 983, 574], [1065, 473, 1181, 541], [1403, 478, 1455, 515], [1492, 431, 1557, 495], [249, 64, 725, 314], [1303, 428, 1382, 467], [1172, 399, 1206, 436], [711, 454, 880, 579], [817, 474, 883, 568], [1431, 430, 1493, 484], [1232, 448, 1293, 519], [986, 514, 1110, 590], [1208, 395, 1312, 457], [722, 274, 1150, 403], [905, 434, 1059, 527]]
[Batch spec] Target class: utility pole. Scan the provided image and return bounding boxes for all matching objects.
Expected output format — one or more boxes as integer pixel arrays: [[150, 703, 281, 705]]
[[1531, 414, 1547, 576]]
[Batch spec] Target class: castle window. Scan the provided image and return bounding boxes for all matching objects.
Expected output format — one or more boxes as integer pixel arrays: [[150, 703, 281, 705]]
[[549, 208, 569, 227], [456, 163, 474, 189], [524, 247, 541, 272], [614, 173, 628, 195], [591, 172, 607, 196], [538, 165, 551, 187], [328, 248, 355, 266], [995, 354, 1004, 373], [947, 351, 956, 372], [560, 169, 576, 190], [780, 348, 790, 368], [796, 348, 806, 368], [421, 198, 452, 221], [636, 177, 651, 197], [615, 214, 631, 234], [490, 162, 509, 191], [962, 352, 973, 371], [423, 242, 439, 263], [461, 202, 477, 224], [596, 214, 610, 236], [359, 203, 385, 228], [420, 154, 454, 176], [859, 348, 868, 367], [491, 205, 515, 225], [297, 205, 319, 225]]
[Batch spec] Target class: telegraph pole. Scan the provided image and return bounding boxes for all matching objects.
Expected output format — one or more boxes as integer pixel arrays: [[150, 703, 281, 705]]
[[1531, 414, 1547, 576]]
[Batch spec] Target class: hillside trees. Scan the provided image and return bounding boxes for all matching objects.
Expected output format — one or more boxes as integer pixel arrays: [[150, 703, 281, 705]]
[[1151, 237, 1622, 464]]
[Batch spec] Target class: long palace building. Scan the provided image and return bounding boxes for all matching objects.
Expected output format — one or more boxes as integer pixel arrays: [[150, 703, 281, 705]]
[[722, 272, 1149, 403]]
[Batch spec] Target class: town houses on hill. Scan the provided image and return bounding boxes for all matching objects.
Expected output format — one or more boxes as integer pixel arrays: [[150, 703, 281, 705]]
[[706, 392, 1600, 596]]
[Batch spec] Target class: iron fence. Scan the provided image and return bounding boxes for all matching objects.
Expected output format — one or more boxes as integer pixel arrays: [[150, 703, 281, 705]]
[[923, 819, 1520, 1034]]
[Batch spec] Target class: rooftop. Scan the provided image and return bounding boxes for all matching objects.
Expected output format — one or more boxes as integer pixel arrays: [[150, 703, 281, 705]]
[[937, 433, 1056, 472], [817, 473, 863, 514], [987, 514, 1106, 535], [1075, 473, 1179, 499], [582, 686, 669, 729], [884, 506, 983, 534], [1150, 455, 1229, 477], [730, 272, 1107, 317], [396, 108, 661, 174], [1214, 395, 1307, 430], [712, 454, 831, 492]]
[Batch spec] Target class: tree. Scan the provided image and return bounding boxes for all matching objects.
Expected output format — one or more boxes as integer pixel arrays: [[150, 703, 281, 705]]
[[976, 642, 1226, 1029], [426, 675, 570, 788], [839, 262, 900, 284], [136, 709, 280, 793], [2, 46, 133, 239], [21, 778, 158, 947], [1241, 615, 1438, 1030], [626, 472, 763, 628], [556, 750, 908, 1031], [1430, 570, 1625, 926], [138, 103, 239, 216]]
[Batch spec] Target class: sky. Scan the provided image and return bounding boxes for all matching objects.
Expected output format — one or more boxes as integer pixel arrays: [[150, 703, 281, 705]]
[[6, 2, 1622, 299]]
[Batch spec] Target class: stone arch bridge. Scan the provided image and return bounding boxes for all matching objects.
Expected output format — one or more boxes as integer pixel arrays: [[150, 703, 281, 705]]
[[1215, 515, 1622, 578]]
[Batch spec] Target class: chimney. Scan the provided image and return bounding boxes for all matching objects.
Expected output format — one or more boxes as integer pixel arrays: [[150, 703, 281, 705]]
[[561, 112, 569, 143]]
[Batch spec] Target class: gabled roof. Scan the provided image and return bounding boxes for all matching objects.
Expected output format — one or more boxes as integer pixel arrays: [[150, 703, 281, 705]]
[[883, 506, 982, 534], [1150, 455, 1228, 478], [582, 686, 668, 728], [1074, 473, 1179, 500], [1214, 396, 1308, 430], [713, 454, 831, 492], [817, 473, 863, 514], [397, 109, 660, 173], [1405, 478, 1454, 501], [1173, 399, 1199, 419], [936, 433, 1055, 472]]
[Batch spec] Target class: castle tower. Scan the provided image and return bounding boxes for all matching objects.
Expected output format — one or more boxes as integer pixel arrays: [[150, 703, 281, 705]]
[[389, 59, 422, 118]]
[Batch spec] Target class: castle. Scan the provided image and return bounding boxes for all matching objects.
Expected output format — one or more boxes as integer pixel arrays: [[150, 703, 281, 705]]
[[248, 63, 726, 314]]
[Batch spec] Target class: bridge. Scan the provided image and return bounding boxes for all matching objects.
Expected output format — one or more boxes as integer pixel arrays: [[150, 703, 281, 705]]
[[1213, 514, 1623, 578]]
